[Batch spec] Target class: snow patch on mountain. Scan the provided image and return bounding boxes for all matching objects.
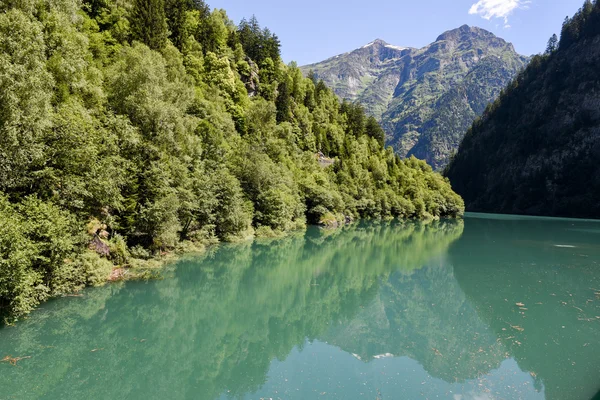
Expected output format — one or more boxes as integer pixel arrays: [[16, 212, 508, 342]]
[[385, 44, 407, 51]]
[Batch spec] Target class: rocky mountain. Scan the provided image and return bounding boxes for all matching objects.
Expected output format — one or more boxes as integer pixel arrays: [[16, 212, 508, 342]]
[[445, 3, 600, 218], [301, 25, 528, 170]]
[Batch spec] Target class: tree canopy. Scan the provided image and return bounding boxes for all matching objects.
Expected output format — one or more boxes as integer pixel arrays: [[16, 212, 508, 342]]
[[0, 0, 463, 322]]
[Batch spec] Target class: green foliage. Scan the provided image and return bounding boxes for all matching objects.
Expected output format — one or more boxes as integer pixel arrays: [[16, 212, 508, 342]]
[[75, 250, 114, 286], [0, 195, 84, 322], [238, 15, 280, 65], [546, 33, 559, 54], [0, 9, 52, 192], [130, 0, 168, 50], [560, 0, 600, 49], [446, 0, 600, 219], [0, 0, 463, 322], [108, 234, 130, 265], [365, 115, 385, 147], [164, 0, 194, 49], [0, 197, 39, 321]]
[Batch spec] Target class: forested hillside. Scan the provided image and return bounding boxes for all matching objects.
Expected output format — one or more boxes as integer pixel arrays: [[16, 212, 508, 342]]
[[0, 0, 463, 321], [445, 0, 600, 218]]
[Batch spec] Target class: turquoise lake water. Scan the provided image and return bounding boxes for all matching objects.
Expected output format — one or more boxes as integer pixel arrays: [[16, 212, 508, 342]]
[[1, 214, 599, 399]]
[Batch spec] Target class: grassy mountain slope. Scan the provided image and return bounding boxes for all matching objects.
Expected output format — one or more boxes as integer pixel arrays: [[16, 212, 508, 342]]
[[445, 1, 600, 218], [302, 26, 528, 170]]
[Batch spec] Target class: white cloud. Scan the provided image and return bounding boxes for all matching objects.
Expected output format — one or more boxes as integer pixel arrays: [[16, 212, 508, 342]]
[[468, 0, 530, 25]]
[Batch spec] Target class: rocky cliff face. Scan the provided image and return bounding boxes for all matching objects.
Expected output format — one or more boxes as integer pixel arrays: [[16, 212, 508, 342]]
[[445, 8, 600, 218], [302, 25, 528, 170]]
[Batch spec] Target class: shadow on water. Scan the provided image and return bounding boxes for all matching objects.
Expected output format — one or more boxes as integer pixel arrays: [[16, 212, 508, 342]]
[[450, 215, 600, 400], [0, 220, 464, 400]]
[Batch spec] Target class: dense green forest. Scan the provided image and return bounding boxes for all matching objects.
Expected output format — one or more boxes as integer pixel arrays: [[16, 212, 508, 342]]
[[445, 0, 600, 218], [0, 0, 463, 321]]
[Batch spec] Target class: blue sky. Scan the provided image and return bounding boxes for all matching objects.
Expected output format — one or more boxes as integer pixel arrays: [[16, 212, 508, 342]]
[[208, 0, 585, 65]]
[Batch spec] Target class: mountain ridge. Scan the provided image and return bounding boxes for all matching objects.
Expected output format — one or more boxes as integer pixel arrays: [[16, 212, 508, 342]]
[[301, 25, 528, 170]]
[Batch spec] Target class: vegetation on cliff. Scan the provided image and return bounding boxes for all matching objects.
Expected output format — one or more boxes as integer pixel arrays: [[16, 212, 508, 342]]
[[445, 0, 600, 218]]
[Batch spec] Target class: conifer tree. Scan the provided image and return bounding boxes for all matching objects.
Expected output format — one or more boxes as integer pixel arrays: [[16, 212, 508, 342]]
[[545, 34, 558, 54], [275, 80, 291, 123], [131, 0, 169, 50], [82, 0, 110, 18], [366, 116, 386, 147], [238, 16, 280, 64], [165, 0, 191, 50]]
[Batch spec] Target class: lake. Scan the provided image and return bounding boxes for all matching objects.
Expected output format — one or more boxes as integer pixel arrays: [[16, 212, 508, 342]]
[[1, 214, 599, 400]]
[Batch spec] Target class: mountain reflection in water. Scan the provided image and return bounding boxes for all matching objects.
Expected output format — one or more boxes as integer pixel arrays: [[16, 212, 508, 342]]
[[0, 216, 599, 400]]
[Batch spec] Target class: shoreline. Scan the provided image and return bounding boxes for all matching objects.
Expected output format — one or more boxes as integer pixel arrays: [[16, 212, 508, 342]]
[[1, 216, 463, 326]]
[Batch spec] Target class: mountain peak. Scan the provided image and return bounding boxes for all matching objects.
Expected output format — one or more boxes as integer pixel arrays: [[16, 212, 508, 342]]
[[300, 25, 527, 170], [361, 39, 408, 52], [362, 39, 389, 48], [435, 25, 497, 43]]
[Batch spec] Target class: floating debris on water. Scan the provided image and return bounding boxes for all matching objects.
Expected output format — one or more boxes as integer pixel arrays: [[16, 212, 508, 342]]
[[431, 348, 443, 357], [1, 355, 31, 366]]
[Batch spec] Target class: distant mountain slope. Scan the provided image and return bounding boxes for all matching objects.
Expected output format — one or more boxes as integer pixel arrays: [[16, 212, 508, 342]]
[[301, 25, 528, 170], [445, 2, 600, 218]]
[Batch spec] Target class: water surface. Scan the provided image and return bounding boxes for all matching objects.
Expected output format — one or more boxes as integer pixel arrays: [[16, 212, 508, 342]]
[[1, 215, 599, 399]]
